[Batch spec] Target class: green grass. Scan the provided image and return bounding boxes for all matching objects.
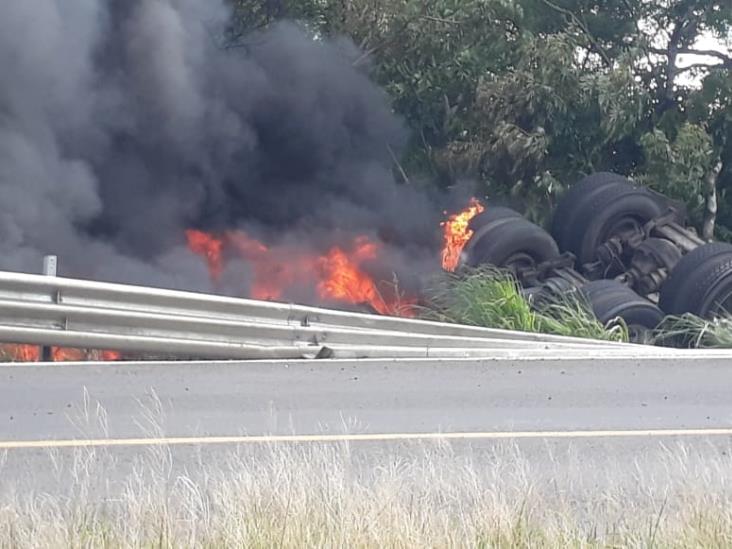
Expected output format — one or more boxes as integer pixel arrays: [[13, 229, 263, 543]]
[[422, 267, 732, 349], [654, 313, 732, 348], [423, 267, 628, 343]]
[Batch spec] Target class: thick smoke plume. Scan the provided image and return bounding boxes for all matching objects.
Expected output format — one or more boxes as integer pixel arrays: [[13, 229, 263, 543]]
[[0, 0, 440, 296]]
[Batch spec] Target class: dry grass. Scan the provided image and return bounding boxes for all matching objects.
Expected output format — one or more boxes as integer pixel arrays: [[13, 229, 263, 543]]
[[2, 440, 732, 547]]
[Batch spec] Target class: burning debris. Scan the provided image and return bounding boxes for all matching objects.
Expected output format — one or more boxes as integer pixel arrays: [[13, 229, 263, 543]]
[[185, 230, 417, 316], [441, 198, 485, 272], [0, 0, 484, 362], [0, 0, 439, 297], [1, 345, 120, 363]]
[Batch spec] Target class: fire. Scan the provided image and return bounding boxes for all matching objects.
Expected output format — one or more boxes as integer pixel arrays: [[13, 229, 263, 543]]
[[317, 237, 392, 315], [225, 231, 301, 300], [1, 344, 39, 362], [2, 229, 420, 363], [0, 344, 121, 363], [186, 230, 415, 316], [52, 348, 86, 362], [441, 198, 485, 272], [51, 348, 120, 361], [186, 229, 225, 282]]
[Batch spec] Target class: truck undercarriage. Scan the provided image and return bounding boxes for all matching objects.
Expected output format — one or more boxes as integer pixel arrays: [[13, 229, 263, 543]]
[[462, 172, 732, 337]]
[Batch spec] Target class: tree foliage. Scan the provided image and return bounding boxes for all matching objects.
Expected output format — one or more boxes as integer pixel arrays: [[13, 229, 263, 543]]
[[228, 0, 732, 234]]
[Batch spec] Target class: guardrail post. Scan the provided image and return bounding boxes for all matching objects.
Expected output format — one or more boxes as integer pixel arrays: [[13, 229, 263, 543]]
[[41, 255, 57, 362]]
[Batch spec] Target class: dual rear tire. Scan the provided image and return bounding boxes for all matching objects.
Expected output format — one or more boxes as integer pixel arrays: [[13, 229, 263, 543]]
[[552, 172, 732, 319], [463, 204, 663, 332], [551, 172, 665, 267]]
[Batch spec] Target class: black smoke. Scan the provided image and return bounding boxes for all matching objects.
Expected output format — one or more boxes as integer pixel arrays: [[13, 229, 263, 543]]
[[0, 1, 441, 296]]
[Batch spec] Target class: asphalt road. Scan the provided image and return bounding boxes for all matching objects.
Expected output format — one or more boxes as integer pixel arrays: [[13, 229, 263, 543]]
[[2, 356, 732, 496], [2, 355, 732, 443]]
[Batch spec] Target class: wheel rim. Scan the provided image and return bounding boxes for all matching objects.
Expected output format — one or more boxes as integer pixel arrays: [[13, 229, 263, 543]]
[[585, 215, 644, 271], [703, 286, 732, 318]]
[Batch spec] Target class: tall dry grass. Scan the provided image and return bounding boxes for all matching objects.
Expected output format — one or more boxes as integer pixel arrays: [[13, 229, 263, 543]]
[[2, 439, 732, 547]]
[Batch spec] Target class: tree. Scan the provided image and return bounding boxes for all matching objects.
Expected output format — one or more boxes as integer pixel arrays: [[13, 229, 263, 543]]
[[228, 0, 732, 235], [227, 0, 327, 36]]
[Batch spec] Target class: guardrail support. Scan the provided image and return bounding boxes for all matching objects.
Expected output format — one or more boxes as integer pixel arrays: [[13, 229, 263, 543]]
[[41, 255, 57, 362]]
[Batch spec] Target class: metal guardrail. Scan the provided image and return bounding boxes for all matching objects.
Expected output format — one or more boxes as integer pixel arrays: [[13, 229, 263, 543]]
[[0, 270, 678, 360]]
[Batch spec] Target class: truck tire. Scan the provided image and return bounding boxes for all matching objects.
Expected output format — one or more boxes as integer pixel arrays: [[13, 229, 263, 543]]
[[551, 172, 629, 253], [463, 216, 559, 272], [658, 242, 732, 318], [581, 279, 664, 336], [552, 174, 664, 264], [468, 206, 522, 231]]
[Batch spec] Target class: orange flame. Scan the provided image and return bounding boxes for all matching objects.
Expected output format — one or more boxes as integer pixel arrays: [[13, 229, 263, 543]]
[[186, 230, 415, 316], [186, 229, 225, 282], [52, 348, 120, 361], [1, 344, 40, 362], [225, 231, 297, 300], [317, 237, 392, 315], [52, 348, 86, 362], [0, 344, 122, 363], [441, 198, 485, 272], [1, 227, 419, 364]]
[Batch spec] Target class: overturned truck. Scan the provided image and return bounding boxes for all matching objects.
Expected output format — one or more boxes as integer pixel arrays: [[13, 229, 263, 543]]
[[461, 172, 732, 336]]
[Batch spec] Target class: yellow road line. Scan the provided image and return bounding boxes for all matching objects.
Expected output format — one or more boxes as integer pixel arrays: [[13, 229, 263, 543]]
[[2, 428, 732, 450]]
